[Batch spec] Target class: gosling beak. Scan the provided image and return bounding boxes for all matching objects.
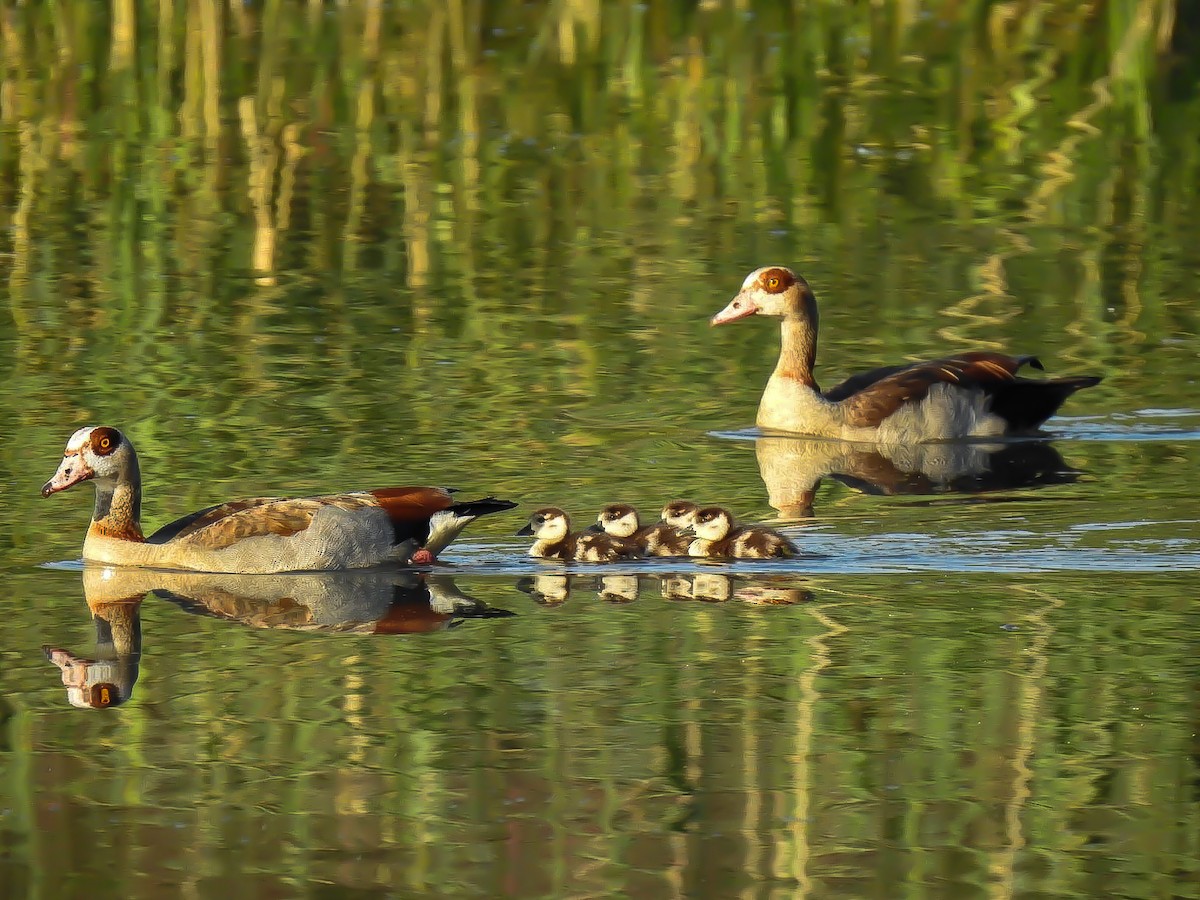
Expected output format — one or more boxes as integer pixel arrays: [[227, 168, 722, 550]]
[[710, 290, 759, 326], [584, 522, 604, 534], [680, 525, 696, 536], [516, 523, 534, 536], [41, 456, 94, 498]]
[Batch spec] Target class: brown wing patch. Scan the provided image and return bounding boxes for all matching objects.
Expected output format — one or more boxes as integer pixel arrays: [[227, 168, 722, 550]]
[[151, 497, 292, 544], [198, 502, 320, 549], [368, 486, 455, 524], [840, 353, 1031, 427], [157, 494, 380, 550]]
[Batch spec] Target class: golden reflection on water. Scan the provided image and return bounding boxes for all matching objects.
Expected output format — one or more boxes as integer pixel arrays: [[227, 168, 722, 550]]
[[2, 2, 1199, 897]]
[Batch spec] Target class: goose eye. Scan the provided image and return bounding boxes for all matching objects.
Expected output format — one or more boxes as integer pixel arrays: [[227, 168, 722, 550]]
[[91, 427, 120, 456]]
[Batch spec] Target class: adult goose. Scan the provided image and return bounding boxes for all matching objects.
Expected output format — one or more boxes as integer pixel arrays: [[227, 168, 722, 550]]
[[711, 266, 1101, 442], [41, 426, 516, 573]]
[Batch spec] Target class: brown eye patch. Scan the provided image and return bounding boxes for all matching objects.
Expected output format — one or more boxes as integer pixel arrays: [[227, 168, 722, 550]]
[[760, 268, 795, 294], [91, 427, 121, 456]]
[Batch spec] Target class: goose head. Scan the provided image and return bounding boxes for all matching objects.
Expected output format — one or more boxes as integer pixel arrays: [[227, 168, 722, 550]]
[[661, 499, 699, 530], [593, 503, 640, 538], [42, 426, 136, 498], [517, 507, 570, 543], [691, 506, 734, 542], [711, 266, 816, 325]]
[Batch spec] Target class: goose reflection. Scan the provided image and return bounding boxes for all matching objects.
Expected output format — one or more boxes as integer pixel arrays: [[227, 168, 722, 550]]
[[44, 567, 513, 708], [518, 572, 811, 606], [754, 435, 1082, 517], [84, 565, 512, 634], [44, 596, 142, 709]]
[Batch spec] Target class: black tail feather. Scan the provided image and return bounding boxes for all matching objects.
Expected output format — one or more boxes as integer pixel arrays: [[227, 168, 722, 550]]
[[990, 376, 1102, 432], [448, 497, 518, 519]]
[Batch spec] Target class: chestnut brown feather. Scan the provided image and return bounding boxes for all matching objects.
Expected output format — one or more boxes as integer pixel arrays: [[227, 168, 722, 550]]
[[835, 352, 1097, 430], [368, 486, 455, 520]]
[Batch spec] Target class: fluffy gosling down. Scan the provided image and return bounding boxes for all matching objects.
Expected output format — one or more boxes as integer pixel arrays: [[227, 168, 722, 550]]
[[687, 507, 799, 559], [590, 500, 698, 557], [517, 507, 640, 563]]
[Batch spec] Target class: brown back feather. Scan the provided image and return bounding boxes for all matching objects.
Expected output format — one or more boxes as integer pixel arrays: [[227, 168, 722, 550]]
[[149, 495, 379, 549], [837, 353, 1056, 428]]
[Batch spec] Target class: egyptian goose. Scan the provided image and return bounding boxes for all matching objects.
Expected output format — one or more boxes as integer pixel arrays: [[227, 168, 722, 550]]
[[687, 506, 799, 559], [517, 507, 640, 562], [712, 266, 1102, 441], [41, 426, 516, 573], [590, 500, 698, 556]]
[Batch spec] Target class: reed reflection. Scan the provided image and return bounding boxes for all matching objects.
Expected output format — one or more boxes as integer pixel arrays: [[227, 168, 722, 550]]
[[755, 435, 1083, 517]]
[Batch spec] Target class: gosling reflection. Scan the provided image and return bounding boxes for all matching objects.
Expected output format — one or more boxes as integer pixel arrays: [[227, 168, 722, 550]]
[[514, 574, 573, 605], [597, 574, 640, 603], [518, 572, 811, 605], [662, 573, 812, 605], [44, 597, 142, 709], [755, 435, 1082, 516]]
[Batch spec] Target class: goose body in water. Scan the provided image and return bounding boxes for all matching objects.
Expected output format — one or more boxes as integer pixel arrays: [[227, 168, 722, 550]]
[[711, 266, 1101, 442]]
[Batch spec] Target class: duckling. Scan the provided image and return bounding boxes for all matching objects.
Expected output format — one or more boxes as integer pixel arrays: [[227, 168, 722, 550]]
[[517, 507, 639, 563], [592, 500, 698, 556], [687, 506, 799, 559]]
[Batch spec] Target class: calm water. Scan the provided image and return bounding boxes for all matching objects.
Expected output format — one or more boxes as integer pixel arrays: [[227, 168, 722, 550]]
[[2, 2, 1199, 897]]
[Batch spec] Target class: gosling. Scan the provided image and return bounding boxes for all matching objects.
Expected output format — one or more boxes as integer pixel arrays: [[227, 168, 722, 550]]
[[518, 507, 640, 563], [592, 500, 698, 556], [687, 506, 799, 559]]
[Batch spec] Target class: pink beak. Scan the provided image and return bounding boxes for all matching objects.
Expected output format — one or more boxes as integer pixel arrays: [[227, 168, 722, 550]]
[[710, 291, 759, 326], [41, 455, 93, 498]]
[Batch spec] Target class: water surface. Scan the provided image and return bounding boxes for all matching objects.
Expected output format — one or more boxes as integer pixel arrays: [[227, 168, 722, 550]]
[[2, 2, 1198, 897]]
